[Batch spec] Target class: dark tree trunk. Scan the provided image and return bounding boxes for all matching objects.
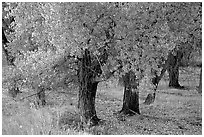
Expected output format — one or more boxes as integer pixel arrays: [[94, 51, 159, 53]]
[[2, 28, 9, 44], [2, 28, 15, 66], [167, 50, 184, 89], [78, 49, 100, 126], [119, 71, 140, 115], [37, 86, 46, 106], [198, 68, 202, 93], [168, 64, 180, 87]]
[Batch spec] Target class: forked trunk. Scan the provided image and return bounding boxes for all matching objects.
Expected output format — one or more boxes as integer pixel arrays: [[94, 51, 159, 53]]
[[78, 49, 100, 126], [119, 71, 140, 115]]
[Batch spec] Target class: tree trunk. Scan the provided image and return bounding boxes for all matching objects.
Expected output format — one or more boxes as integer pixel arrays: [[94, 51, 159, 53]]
[[143, 70, 158, 105], [167, 50, 184, 89], [144, 59, 169, 105], [2, 28, 15, 66], [144, 50, 184, 104], [78, 49, 100, 126], [119, 71, 140, 115], [37, 86, 46, 106], [198, 68, 202, 93], [168, 65, 180, 88]]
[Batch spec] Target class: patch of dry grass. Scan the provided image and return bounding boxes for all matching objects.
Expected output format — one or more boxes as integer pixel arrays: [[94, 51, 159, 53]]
[[2, 91, 89, 135]]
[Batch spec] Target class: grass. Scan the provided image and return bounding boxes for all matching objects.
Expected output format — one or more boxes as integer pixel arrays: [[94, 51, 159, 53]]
[[2, 67, 202, 135], [2, 90, 89, 135]]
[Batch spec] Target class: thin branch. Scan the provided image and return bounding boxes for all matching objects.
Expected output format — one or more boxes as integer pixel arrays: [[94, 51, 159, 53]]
[[94, 64, 122, 82], [19, 92, 40, 101], [93, 53, 105, 76], [19, 88, 46, 101], [129, 108, 139, 115]]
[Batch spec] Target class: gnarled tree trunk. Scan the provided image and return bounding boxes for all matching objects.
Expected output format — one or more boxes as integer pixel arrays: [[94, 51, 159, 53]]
[[78, 49, 101, 126], [119, 71, 140, 115]]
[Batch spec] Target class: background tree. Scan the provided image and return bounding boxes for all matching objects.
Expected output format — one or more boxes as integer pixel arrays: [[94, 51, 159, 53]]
[[144, 2, 202, 103], [164, 2, 202, 89]]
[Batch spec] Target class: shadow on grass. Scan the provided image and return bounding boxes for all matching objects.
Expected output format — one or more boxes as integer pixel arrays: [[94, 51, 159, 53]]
[[58, 111, 81, 130], [139, 114, 188, 130], [58, 110, 113, 135]]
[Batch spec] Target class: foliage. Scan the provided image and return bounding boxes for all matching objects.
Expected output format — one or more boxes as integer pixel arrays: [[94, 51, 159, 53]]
[[166, 3, 202, 66], [2, 2, 202, 134], [5, 2, 202, 93], [2, 2, 17, 32]]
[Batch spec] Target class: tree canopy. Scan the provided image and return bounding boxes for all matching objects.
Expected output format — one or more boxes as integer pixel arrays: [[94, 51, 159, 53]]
[[3, 2, 201, 90]]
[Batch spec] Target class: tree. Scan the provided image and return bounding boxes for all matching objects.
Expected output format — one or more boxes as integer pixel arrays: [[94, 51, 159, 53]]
[[77, 49, 101, 125], [165, 2, 202, 89], [114, 2, 178, 113], [144, 2, 202, 103], [9, 2, 121, 126]]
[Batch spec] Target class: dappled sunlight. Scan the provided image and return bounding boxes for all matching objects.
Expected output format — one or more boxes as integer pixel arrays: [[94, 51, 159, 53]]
[[2, 2, 201, 135]]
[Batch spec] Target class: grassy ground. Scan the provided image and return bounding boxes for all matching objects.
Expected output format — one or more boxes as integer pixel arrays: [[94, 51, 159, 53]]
[[2, 67, 202, 135]]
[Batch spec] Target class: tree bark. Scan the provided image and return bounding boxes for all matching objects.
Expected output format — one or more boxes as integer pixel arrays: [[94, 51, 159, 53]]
[[78, 49, 100, 126], [119, 71, 140, 115], [2, 28, 15, 66], [143, 70, 158, 105], [167, 50, 184, 89], [36, 86, 46, 106], [198, 68, 202, 93]]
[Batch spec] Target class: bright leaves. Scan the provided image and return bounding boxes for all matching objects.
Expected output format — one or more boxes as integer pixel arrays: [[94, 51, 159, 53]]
[[5, 2, 201, 91]]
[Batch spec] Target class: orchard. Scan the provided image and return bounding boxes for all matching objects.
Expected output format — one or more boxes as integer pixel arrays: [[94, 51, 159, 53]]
[[2, 2, 202, 135]]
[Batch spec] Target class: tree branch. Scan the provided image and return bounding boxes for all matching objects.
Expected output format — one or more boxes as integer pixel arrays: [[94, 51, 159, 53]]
[[94, 64, 122, 82], [19, 88, 46, 101]]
